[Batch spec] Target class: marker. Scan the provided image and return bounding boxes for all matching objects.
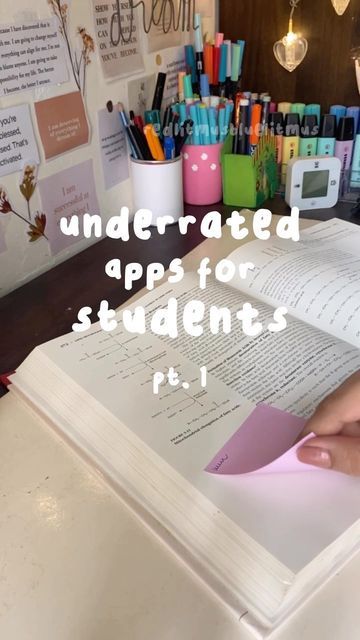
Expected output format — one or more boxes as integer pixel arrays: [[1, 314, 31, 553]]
[[189, 104, 201, 145], [231, 43, 241, 88], [350, 118, 360, 187], [224, 39, 232, 96], [176, 118, 193, 155], [330, 105, 347, 125], [204, 43, 214, 85], [218, 43, 228, 95], [130, 124, 153, 161], [179, 102, 187, 125], [335, 116, 355, 172], [291, 103, 306, 121], [178, 71, 186, 102], [278, 102, 292, 116], [185, 45, 197, 85], [269, 101, 277, 114], [151, 73, 166, 111], [304, 104, 321, 122], [317, 114, 336, 156], [215, 32, 224, 48], [237, 40, 246, 78], [213, 46, 220, 91], [233, 98, 249, 155], [282, 113, 300, 183], [209, 106, 219, 144], [268, 112, 284, 166], [299, 115, 318, 156], [164, 136, 175, 160], [249, 103, 262, 155], [260, 95, 271, 134], [183, 74, 194, 105], [143, 124, 165, 161], [194, 14, 204, 79], [200, 74, 210, 106], [144, 109, 162, 135], [198, 104, 211, 145]]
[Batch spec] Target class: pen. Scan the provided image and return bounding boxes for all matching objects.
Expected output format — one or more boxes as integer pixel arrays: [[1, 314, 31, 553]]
[[204, 43, 214, 85], [152, 72, 166, 111], [194, 14, 204, 80], [118, 102, 138, 158], [198, 104, 211, 145], [189, 104, 201, 145], [183, 74, 194, 105], [130, 124, 153, 161], [164, 136, 175, 160], [218, 43, 227, 96], [213, 46, 220, 92], [200, 74, 210, 106]]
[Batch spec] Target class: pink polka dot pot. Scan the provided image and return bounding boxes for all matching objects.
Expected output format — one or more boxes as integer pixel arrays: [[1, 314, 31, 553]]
[[182, 143, 223, 206]]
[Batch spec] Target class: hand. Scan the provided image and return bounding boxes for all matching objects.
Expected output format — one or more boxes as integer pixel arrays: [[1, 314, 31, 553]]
[[297, 372, 360, 476]]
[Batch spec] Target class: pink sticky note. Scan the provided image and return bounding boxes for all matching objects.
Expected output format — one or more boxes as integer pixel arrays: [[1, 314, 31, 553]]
[[205, 404, 314, 476]]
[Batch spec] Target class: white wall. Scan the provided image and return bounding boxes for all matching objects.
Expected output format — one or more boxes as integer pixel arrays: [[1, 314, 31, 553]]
[[0, 0, 215, 296]]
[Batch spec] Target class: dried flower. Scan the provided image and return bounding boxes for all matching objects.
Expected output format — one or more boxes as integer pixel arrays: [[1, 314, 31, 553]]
[[0, 188, 12, 214], [27, 213, 47, 242], [19, 165, 37, 202], [78, 28, 95, 64]]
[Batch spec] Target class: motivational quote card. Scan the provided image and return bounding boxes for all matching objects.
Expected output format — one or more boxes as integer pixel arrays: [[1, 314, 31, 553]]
[[38, 159, 100, 255], [0, 104, 40, 178], [98, 108, 129, 191], [34, 91, 90, 160], [0, 18, 68, 97], [92, 0, 144, 79]]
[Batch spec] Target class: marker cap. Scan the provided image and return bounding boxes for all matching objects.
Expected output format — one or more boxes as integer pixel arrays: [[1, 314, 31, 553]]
[[330, 105, 347, 124], [284, 113, 300, 136], [300, 115, 319, 138], [346, 106, 360, 134], [268, 112, 284, 135], [200, 74, 210, 98], [319, 114, 336, 139], [337, 116, 355, 141]]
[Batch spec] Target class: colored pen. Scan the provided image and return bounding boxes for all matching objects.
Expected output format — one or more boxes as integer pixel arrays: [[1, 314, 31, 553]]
[[164, 136, 175, 160], [143, 124, 165, 161], [194, 14, 204, 79], [152, 72, 166, 111], [200, 74, 210, 106]]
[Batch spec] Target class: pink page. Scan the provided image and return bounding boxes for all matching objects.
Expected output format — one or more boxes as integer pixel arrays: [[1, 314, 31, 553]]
[[205, 404, 315, 476]]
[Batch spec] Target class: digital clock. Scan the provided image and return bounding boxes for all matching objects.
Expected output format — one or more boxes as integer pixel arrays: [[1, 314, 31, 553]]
[[285, 156, 342, 210]]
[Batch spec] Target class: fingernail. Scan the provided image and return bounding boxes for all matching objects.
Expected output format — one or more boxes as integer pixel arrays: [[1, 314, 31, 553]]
[[297, 446, 332, 469]]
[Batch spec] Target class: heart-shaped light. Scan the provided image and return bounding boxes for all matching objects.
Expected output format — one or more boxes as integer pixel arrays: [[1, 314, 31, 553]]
[[331, 0, 351, 15], [273, 31, 308, 72]]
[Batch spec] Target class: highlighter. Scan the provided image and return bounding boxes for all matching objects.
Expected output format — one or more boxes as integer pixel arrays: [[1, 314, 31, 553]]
[[278, 102, 292, 116], [143, 124, 165, 161], [330, 105, 346, 125], [299, 115, 318, 157], [268, 112, 284, 166], [291, 103, 306, 121], [335, 116, 355, 172], [346, 106, 360, 138], [282, 113, 300, 183], [350, 118, 360, 188], [304, 104, 321, 122], [317, 114, 336, 156]]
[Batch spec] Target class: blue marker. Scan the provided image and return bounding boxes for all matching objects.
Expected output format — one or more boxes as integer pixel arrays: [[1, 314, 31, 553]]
[[198, 105, 211, 145], [209, 107, 218, 144], [346, 106, 360, 137], [219, 107, 226, 142], [200, 74, 210, 106], [189, 104, 201, 145], [179, 102, 187, 126]]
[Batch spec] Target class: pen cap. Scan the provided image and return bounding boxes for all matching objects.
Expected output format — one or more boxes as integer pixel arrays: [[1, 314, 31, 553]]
[[268, 112, 284, 135], [330, 104, 347, 124], [291, 103, 306, 120], [336, 116, 355, 141], [278, 102, 292, 116], [319, 114, 336, 138], [346, 106, 360, 134], [284, 113, 300, 136], [304, 104, 321, 121], [300, 115, 319, 138]]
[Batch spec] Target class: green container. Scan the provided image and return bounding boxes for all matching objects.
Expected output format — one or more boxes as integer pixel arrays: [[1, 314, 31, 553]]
[[221, 134, 278, 208]]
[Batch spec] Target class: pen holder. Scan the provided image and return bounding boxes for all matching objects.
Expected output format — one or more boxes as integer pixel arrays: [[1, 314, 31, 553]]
[[130, 155, 184, 225], [182, 143, 223, 206], [221, 134, 278, 208]]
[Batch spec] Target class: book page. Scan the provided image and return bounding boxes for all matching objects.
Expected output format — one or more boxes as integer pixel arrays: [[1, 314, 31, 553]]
[[227, 219, 360, 348], [28, 273, 360, 570]]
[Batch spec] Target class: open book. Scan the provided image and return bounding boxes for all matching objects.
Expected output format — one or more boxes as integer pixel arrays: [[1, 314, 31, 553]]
[[10, 219, 360, 637]]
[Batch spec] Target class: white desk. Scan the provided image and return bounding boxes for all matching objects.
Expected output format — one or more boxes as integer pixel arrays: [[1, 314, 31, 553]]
[[1, 215, 359, 639]]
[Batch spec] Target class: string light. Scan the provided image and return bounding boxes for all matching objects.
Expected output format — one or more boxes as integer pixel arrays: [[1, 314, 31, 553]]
[[331, 0, 351, 15], [273, 0, 308, 73]]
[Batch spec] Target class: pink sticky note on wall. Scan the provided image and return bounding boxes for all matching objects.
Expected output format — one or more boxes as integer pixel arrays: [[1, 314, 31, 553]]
[[205, 404, 314, 476]]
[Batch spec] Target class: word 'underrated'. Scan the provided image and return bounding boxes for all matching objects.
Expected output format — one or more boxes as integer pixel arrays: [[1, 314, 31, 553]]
[[60, 207, 300, 243]]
